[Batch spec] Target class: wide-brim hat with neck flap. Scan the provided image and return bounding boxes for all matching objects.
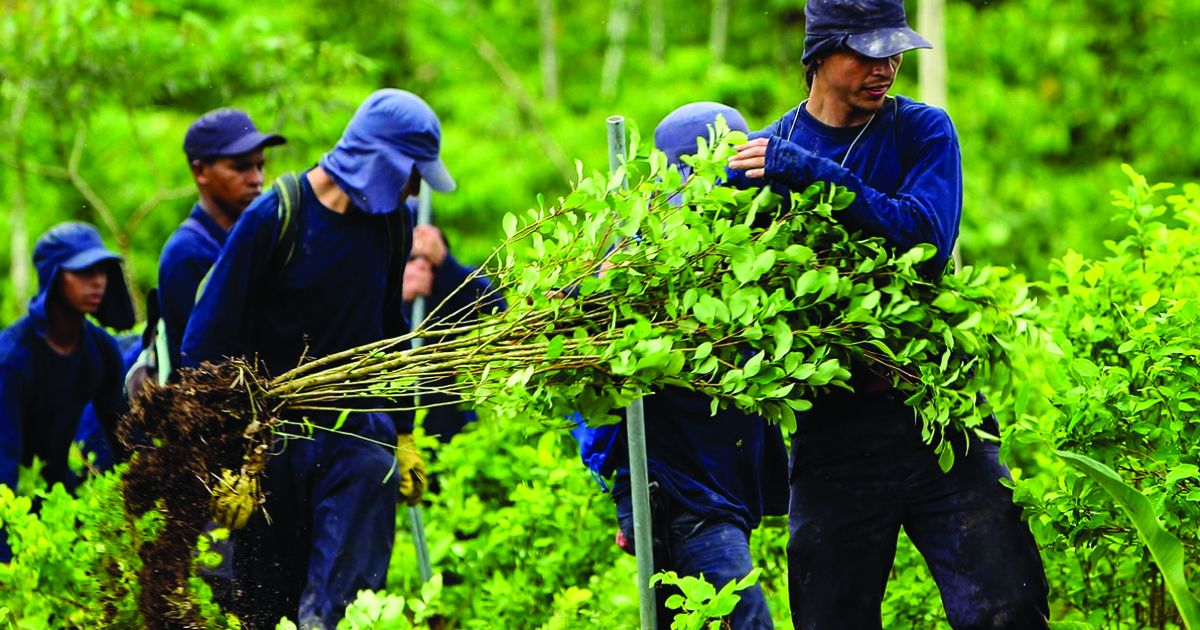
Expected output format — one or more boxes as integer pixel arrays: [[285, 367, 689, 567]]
[[319, 89, 455, 216], [30, 222, 134, 331]]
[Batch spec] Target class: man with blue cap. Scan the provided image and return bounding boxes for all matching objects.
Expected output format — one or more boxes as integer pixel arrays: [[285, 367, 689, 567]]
[[156, 108, 286, 375], [182, 89, 450, 628], [576, 102, 789, 629], [727, 1, 1050, 627], [0, 222, 134, 560]]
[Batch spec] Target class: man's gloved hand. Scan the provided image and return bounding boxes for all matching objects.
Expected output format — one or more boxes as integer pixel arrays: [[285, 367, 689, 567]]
[[396, 433, 427, 506], [211, 469, 260, 530]]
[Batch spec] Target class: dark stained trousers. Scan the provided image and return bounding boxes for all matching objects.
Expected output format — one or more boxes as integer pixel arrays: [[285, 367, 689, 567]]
[[617, 491, 775, 629], [226, 412, 398, 629], [787, 394, 1049, 630]]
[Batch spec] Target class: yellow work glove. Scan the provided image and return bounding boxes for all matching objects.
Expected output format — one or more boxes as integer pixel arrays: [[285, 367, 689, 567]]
[[396, 433, 427, 506], [211, 469, 260, 530]]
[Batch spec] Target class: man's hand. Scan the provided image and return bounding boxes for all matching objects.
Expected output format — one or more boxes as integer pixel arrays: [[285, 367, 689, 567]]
[[411, 225, 448, 267], [211, 469, 260, 530], [396, 433, 427, 506], [727, 137, 771, 179], [403, 256, 435, 302]]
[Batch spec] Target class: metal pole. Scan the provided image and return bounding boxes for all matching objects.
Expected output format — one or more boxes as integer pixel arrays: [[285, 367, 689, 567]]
[[408, 181, 435, 583], [607, 115, 657, 630]]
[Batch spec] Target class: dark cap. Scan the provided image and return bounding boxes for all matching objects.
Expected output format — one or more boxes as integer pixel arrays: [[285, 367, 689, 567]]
[[183, 108, 286, 162], [654, 102, 749, 168], [32, 222, 134, 330], [803, 0, 932, 65]]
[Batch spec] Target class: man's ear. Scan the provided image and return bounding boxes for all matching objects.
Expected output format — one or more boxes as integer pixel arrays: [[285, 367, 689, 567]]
[[190, 160, 208, 184]]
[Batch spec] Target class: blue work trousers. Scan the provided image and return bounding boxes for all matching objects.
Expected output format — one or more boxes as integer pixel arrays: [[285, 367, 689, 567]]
[[787, 394, 1049, 629], [618, 492, 774, 629], [226, 412, 398, 629]]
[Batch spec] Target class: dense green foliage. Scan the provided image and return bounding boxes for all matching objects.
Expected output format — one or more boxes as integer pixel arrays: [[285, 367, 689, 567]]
[[3, 0, 1200, 322], [2, 0, 1200, 627], [1008, 171, 1200, 627], [0, 463, 237, 629], [265, 130, 1039, 474]]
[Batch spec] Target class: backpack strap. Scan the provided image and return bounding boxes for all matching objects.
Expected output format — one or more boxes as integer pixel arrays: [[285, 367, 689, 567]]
[[179, 216, 222, 252], [269, 172, 304, 281], [382, 207, 411, 331], [192, 172, 303, 309]]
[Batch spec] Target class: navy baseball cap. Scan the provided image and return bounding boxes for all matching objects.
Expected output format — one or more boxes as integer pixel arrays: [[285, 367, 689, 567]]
[[183, 108, 286, 162], [803, 0, 932, 65]]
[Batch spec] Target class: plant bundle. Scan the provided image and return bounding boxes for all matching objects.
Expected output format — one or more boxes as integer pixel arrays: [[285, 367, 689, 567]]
[[119, 125, 1041, 621], [264, 127, 1040, 455]]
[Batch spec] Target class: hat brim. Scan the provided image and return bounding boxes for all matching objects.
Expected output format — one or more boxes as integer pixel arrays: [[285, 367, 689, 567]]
[[417, 158, 456, 193], [210, 131, 288, 159], [846, 27, 932, 59], [61, 248, 121, 272]]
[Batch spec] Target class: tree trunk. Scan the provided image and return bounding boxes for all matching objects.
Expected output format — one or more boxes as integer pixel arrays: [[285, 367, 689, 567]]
[[917, 0, 956, 265], [709, 0, 729, 66], [538, 0, 559, 101], [647, 0, 664, 63], [600, 0, 636, 101], [8, 81, 32, 318], [918, 0, 947, 109]]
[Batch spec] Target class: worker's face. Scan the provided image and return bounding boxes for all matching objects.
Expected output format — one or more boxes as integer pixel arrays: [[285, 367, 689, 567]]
[[58, 263, 109, 315], [402, 165, 421, 201], [192, 148, 267, 219], [816, 50, 903, 114]]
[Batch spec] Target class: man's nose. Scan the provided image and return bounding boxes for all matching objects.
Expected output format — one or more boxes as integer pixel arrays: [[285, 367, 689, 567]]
[[248, 167, 265, 187]]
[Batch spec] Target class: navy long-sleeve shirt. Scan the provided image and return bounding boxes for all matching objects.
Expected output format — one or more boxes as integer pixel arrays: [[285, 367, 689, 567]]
[[603, 388, 790, 533], [158, 204, 229, 371], [738, 95, 962, 273], [181, 171, 413, 434], [0, 317, 125, 492]]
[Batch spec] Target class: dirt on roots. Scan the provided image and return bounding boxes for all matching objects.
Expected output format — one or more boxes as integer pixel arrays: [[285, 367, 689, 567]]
[[118, 360, 272, 629]]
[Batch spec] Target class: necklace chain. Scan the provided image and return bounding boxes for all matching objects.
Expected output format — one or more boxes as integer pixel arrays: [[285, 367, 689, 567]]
[[783, 99, 879, 168]]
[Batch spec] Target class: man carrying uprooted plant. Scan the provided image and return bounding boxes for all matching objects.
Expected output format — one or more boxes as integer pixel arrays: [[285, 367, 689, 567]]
[[181, 89, 450, 629], [155, 108, 286, 377], [727, 1, 1050, 627], [0, 223, 135, 561], [576, 102, 789, 629]]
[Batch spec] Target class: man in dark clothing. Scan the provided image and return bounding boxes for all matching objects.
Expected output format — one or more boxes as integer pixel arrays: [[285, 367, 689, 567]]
[[181, 89, 450, 629], [158, 108, 286, 373], [577, 102, 790, 630], [727, 1, 1049, 628], [404, 222, 505, 442], [0, 222, 134, 560]]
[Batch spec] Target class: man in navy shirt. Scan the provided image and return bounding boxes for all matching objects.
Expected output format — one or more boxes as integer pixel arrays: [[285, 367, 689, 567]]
[[728, 1, 1049, 628], [0, 223, 134, 560], [158, 108, 286, 373], [579, 102, 789, 629], [182, 89, 451, 628]]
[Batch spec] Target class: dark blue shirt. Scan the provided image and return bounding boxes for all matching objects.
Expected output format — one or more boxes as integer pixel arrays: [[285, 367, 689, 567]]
[[158, 204, 229, 370], [743, 95, 962, 273], [605, 388, 790, 532], [0, 317, 125, 491], [181, 171, 413, 433]]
